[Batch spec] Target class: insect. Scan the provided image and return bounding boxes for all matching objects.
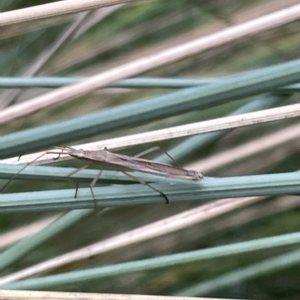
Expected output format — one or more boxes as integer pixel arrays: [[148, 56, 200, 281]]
[[1, 146, 203, 205], [48, 146, 203, 204]]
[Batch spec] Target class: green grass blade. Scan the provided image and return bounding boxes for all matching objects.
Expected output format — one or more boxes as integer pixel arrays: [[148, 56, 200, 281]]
[[3, 231, 300, 290], [1, 172, 300, 212], [1, 58, 300, 158]]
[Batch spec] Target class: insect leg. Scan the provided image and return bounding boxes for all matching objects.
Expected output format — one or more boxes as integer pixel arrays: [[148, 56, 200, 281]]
[[89, 170, 103, 208], [65, 165, 101, 209], [134, 146, 161, 158], [52, 153, 62, 160], [121, 171, 169, 204], [65, 164, 89, 198], [134, 146, 181, 167]]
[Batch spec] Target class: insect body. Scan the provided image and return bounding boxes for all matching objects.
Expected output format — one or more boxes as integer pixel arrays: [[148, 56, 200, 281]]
[[52, 147, 203, 204], [61, 147, 202, 180], [1, 146, 203, 205]]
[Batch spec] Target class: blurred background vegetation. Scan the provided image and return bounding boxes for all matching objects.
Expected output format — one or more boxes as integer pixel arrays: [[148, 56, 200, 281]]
[[0, 0, 300, 299]]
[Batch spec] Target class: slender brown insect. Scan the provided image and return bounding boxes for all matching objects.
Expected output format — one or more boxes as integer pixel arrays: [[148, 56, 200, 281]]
[[1, 146, 203, 205], [48, 146, 203, 204]]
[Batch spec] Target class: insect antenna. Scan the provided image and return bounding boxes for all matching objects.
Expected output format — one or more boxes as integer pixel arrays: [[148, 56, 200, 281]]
[[0, 152, 48, 193]]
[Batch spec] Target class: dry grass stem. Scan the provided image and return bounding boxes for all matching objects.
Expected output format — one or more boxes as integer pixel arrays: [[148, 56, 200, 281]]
[[0, 0, 137, 26], [0, 196, 263, 284], [189, 122, 300, 172], [0, 289, 233, 300], [1, 4, 300, 124], [2, 103, 300, 165]]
